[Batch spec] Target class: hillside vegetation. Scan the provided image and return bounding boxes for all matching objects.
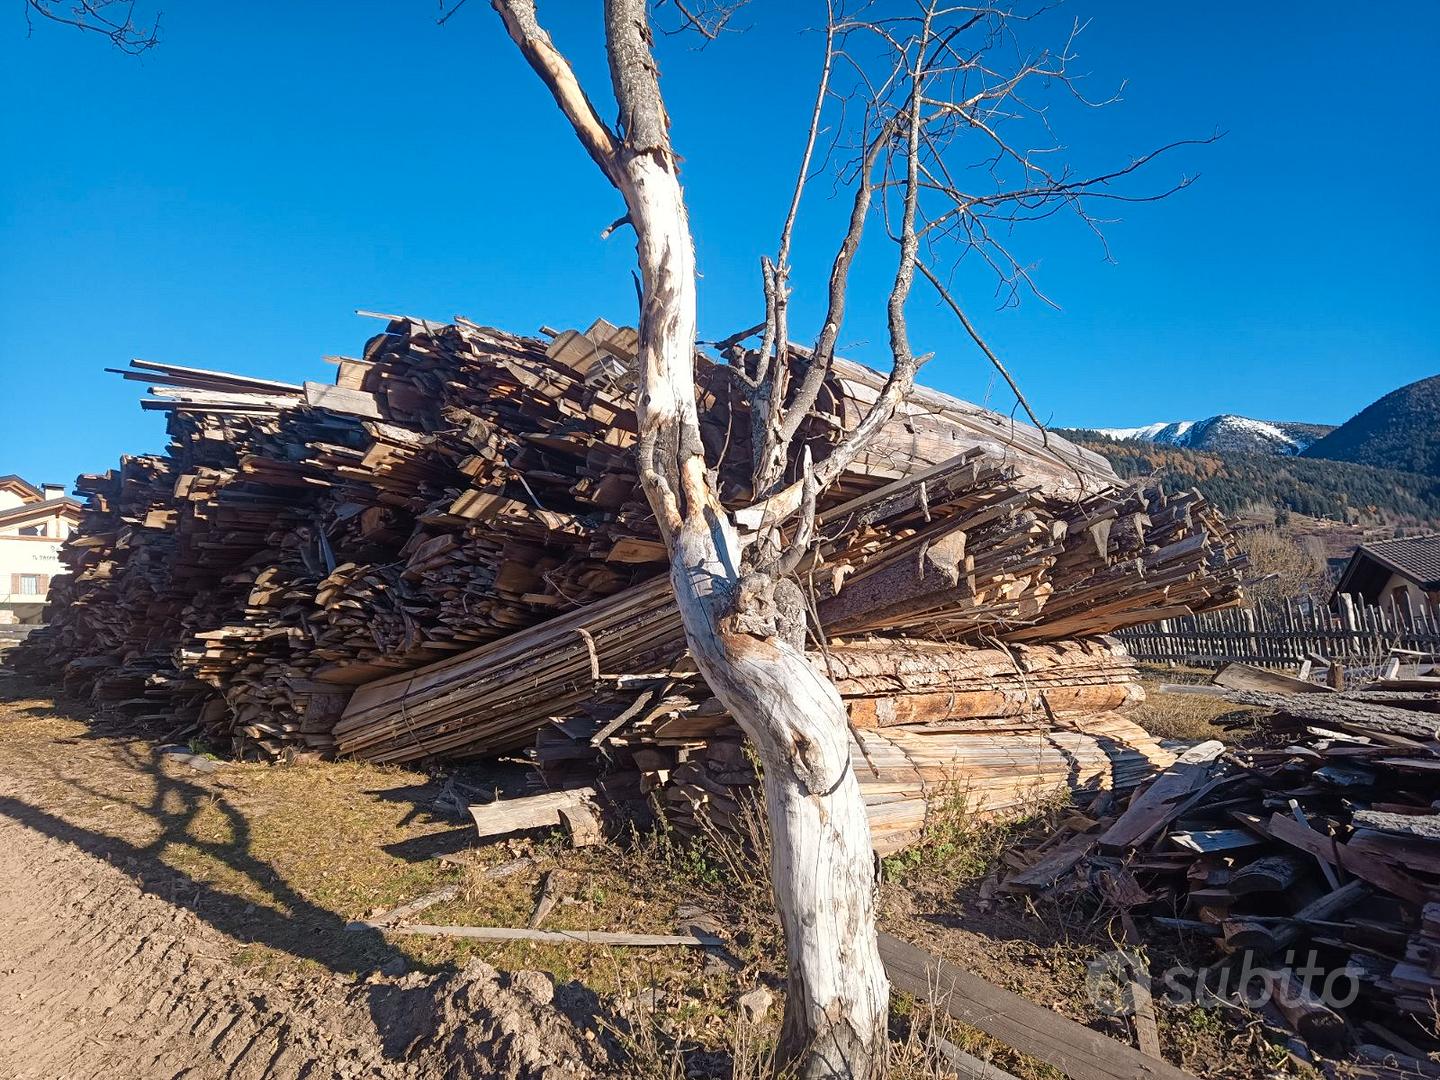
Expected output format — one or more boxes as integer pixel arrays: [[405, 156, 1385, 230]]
[[1060, 431, 1440, 528], [1302, 373, 1440, 476]]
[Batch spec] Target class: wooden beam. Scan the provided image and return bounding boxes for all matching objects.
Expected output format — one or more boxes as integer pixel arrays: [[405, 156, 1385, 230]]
[[383, 925, 722, 947], [878, 933, 1198, 1080]]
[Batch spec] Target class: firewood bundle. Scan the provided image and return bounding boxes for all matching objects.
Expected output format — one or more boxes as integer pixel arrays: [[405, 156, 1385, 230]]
[[16, 314, 1243, 770], [995, 668, 1440, 1062]]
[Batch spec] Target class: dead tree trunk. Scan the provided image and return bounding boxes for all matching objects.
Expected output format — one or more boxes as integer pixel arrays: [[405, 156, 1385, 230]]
[[493, 1, 889, 1075]]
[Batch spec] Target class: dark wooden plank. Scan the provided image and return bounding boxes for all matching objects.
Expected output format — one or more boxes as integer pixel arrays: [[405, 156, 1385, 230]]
[[1265, 812, 1429, 905], [1098, 740, 1224, 851], [878, 933, 1199, 1080], [1351, 809, 1440, 843]]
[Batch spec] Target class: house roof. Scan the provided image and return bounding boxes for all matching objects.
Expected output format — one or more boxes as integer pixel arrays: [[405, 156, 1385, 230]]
[[1336, 533, 1440, 596], [0, 475, 43, 503], [0, 497, 83, 531]]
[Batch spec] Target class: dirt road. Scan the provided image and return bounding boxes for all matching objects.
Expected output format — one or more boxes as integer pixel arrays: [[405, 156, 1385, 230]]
[[0, 682, 594, 1080]]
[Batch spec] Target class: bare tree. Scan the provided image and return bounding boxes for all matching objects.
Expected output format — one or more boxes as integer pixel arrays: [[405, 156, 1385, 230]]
[[490, 2, 1207, 1076], [1235, 526, 1331, 605], [23, 0, 158, 52], [27, 3, 1208, 1075]]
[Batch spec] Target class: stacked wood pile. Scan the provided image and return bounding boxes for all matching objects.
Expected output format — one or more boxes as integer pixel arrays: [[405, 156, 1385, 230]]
[[993, 664, 1440, 1069], [15, 315, 1242, 789], [516, 637, 1174, 854], [335, 440, 1244, 763]]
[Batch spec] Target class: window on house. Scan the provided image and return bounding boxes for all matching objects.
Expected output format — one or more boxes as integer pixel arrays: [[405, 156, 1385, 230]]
[[18, 523, 46, 537], [16, 575, 42, 596]]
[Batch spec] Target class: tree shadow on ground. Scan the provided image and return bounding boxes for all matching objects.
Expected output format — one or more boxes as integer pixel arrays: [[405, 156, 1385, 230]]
[[0, 678, 423, 977], [0, 777, 404, 977]]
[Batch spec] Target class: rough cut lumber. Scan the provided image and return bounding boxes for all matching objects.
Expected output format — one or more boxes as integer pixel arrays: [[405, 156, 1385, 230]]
[[347, 883, 462, 930], [1264, 812, 1430, 905], [383, 925, 723, 947], [1098, 741, 1225, 851], [934, 1039, 1022, 1080], [1351, 809, 1440, 842], [878, 933, 1200, 1080], [20, 313, 1245, 767], [1213, 662, 1333, 696]]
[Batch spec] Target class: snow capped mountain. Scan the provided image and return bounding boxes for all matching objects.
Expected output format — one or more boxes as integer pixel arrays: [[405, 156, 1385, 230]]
[[1086, 415, 1334, 456]]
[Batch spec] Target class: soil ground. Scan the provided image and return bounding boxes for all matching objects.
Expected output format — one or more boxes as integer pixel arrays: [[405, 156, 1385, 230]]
[[0, 670, 1305, 1079]]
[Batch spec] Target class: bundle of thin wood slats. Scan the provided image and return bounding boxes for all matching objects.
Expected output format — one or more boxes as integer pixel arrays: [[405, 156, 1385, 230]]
[[17, 314, 1242, 770], [515, 636, 1174, 853], [337, 436, 1244, 764], [993, 666, 1440, 1064]]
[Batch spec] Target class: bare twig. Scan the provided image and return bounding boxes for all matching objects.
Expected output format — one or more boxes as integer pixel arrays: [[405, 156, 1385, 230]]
[[24, 0, 159, 52]]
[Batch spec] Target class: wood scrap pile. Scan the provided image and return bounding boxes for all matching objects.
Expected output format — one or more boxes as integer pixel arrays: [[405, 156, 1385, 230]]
[[15, 315, 1242, 783], [508, 637, 1171, 853], [992, 664, 1440, 1070]]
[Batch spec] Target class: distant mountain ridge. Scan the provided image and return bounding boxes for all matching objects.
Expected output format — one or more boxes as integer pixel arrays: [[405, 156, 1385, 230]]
[[1058, 432, 1440, 530], [1064, 373, 1440, 530], [1088, 415, 1333, 456], [1301, 374, 1440, 477]]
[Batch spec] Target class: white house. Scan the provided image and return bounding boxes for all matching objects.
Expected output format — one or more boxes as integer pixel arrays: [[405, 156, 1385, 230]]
[[0, 476, 82, 624]]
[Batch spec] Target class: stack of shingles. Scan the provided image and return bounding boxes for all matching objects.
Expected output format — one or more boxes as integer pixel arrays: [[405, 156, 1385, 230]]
[[994, 664, 1440, 1068]]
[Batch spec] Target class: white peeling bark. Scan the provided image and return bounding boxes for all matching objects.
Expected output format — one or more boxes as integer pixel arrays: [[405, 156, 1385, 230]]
[[493, 3, 889, 1074], [625, 144, 889, 1080]]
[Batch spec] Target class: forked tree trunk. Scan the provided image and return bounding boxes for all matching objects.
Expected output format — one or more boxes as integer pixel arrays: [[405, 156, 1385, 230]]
[[626, 144, 889, 1080], [493, 3, 890, 1074]]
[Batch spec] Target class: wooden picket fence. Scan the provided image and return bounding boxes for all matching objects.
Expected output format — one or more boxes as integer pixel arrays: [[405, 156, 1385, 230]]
[[1115, 595, 1440, 669]]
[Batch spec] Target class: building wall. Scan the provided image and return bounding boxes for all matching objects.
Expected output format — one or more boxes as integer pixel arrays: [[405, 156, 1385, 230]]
[[0, 508, 73, 540], [1379, 571, 1440, 615], [0, 490, 27, 512], [0, 522, 70, 625]]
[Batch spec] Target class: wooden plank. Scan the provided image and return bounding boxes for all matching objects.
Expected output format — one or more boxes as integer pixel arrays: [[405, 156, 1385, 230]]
[[934, 1039, 1023, 1080], [303, 381, 383, 419], [384, 925, 722, 947], [1265, 812, 1429, 905], [1213, 662, 1331, 695], [1098, 741, 1224, 851], [1004, 831, 1097, 891], [878, 933, 1199, 1080]]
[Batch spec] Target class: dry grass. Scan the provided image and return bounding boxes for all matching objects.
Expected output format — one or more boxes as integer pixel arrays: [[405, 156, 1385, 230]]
[[0, 677, 1309, 1078], [1129, 673, 1263, 743], [880, 783, 1071, 899]]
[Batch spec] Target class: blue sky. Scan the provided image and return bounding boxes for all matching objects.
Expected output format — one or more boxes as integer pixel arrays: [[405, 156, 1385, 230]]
[[3, 2, 1437, 489]]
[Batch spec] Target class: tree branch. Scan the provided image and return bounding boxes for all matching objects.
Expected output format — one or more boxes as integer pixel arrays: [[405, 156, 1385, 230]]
[[491, 0, 622, 183], [24, 0, 159, 53]]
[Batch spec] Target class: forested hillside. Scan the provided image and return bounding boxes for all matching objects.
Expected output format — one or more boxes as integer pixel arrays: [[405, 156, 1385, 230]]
[[1302, 373, 1440, 476], [1061, 431, 1440, 528]]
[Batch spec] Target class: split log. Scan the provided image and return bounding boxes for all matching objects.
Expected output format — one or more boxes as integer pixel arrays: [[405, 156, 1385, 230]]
[[468, 788, 599, 841]]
